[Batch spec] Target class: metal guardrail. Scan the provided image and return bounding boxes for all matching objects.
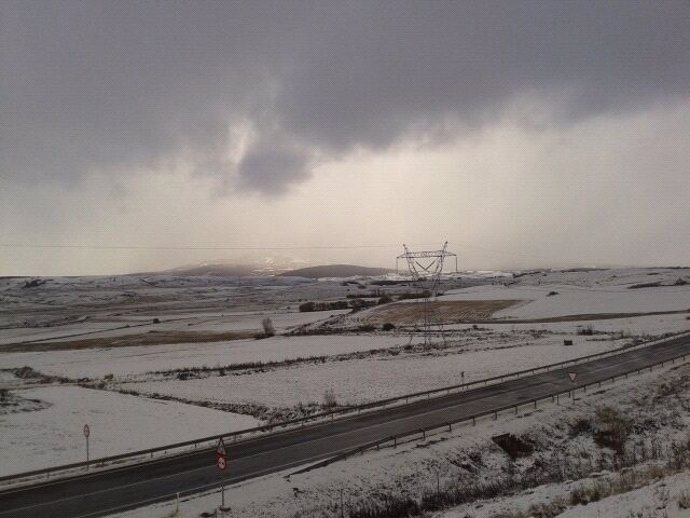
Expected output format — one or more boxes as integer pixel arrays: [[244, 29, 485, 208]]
[[290, 337, 690, 475], [1, 330, 687, 487]]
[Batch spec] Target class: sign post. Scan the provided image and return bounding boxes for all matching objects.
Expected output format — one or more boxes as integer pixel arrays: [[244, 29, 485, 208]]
[[83, 424, 90, 470], [216, 438, 228, 510]]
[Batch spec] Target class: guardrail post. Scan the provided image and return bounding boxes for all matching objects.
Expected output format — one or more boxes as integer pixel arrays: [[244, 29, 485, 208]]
[[534, 400, 537, 409], [472, 417, 476, 426], [514, 405, 518, 414], [421, 429, 426, 440], [494, 411, 498, 420], [447, 423, 452, 432], [393, 437, 397, 448]]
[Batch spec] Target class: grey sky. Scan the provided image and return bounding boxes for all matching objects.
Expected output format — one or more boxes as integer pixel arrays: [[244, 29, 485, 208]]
[[1, 1, 689, 274]]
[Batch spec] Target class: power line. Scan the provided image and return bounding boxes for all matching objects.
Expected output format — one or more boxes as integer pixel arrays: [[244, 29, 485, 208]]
[[0, 243, 440, 251], [0, 241, 559, 265]]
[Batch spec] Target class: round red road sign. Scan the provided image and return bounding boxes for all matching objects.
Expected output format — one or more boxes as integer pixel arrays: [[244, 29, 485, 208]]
[[83, 424, 90, 438], [217, 456, 227, 470]]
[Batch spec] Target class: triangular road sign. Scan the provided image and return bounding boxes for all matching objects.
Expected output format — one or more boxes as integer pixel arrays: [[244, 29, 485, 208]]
[[568, 372, 577, 383], [216, 437, 227, 458]]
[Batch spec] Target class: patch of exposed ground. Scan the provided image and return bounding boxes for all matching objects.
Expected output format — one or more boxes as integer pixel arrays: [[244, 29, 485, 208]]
[[360, 301, 689, 327], [0, 330, 256, 352], [361, 300, 523, 326], [110, 389, 322, 424], [0, 390, 51, 415]]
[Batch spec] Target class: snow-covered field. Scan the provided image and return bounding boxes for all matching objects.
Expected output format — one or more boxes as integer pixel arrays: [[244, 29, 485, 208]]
[[109, 360, 690, 518], [445, 311, 690, 336], [1, 267, 689, 517], [0, 334, 403, 379], [442, 283, 690, 319], [0, 386, 259, 476], [124, 337, 623, 409], [0, 309, 350, 346]]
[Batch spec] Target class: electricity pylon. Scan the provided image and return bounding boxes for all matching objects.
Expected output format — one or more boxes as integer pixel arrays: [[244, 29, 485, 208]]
[[396, 242, 457, 345]]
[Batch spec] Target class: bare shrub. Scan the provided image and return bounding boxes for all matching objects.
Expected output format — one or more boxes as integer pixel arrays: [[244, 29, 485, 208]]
[[592, 406, 632, 453], [576, 325, 594, 336], [323, 388, 337, 408], [382, 322, 396, 331], [569, 416, 593, 437], [261, 317, 275, 337], [569, 480, 609, 505]]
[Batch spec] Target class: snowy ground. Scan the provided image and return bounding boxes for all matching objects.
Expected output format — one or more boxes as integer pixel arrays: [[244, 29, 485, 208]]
[[108, 357, 690, 518], [0, 386, 259, 476], [0, 334, 403, 379], [1, 267, 689, 517], [445, 311, 690, 337], [123, 336, 623, 410], [0, 309, 350, 346], [441, 283, 690, 319]]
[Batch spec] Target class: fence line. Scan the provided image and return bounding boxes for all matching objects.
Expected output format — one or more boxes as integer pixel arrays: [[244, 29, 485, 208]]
[[289, 345, 690, 475]]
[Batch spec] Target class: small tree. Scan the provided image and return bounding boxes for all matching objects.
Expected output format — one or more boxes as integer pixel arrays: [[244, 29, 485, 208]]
[[323, 388, 337, 408], [299, 301, 316, 312], [382, 322, 396, 331], [261, 317, 275, 337]]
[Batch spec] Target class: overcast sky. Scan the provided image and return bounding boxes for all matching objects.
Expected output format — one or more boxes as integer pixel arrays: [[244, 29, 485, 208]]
[[1, 1, 689, 275]]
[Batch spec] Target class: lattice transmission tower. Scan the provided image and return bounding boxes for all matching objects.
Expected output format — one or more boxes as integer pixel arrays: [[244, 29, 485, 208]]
[[396, 242, 457, 345]]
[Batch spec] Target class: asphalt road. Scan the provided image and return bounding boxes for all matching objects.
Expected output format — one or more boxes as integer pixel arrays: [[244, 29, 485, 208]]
[[1, 333, 688, 518]]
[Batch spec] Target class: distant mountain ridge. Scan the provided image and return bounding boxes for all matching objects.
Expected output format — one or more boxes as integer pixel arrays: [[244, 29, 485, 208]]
[[280, 264, 392, 278], [166, 264, 259, 276]]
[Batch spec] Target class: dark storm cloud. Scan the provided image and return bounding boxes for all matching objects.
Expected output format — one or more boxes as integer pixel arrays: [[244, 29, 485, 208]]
[[2, 1, 688, 194], [236, 140, 313, 196]]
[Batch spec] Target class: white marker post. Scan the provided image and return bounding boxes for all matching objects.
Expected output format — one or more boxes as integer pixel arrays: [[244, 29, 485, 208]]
[[83, 424, 90, 470]]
